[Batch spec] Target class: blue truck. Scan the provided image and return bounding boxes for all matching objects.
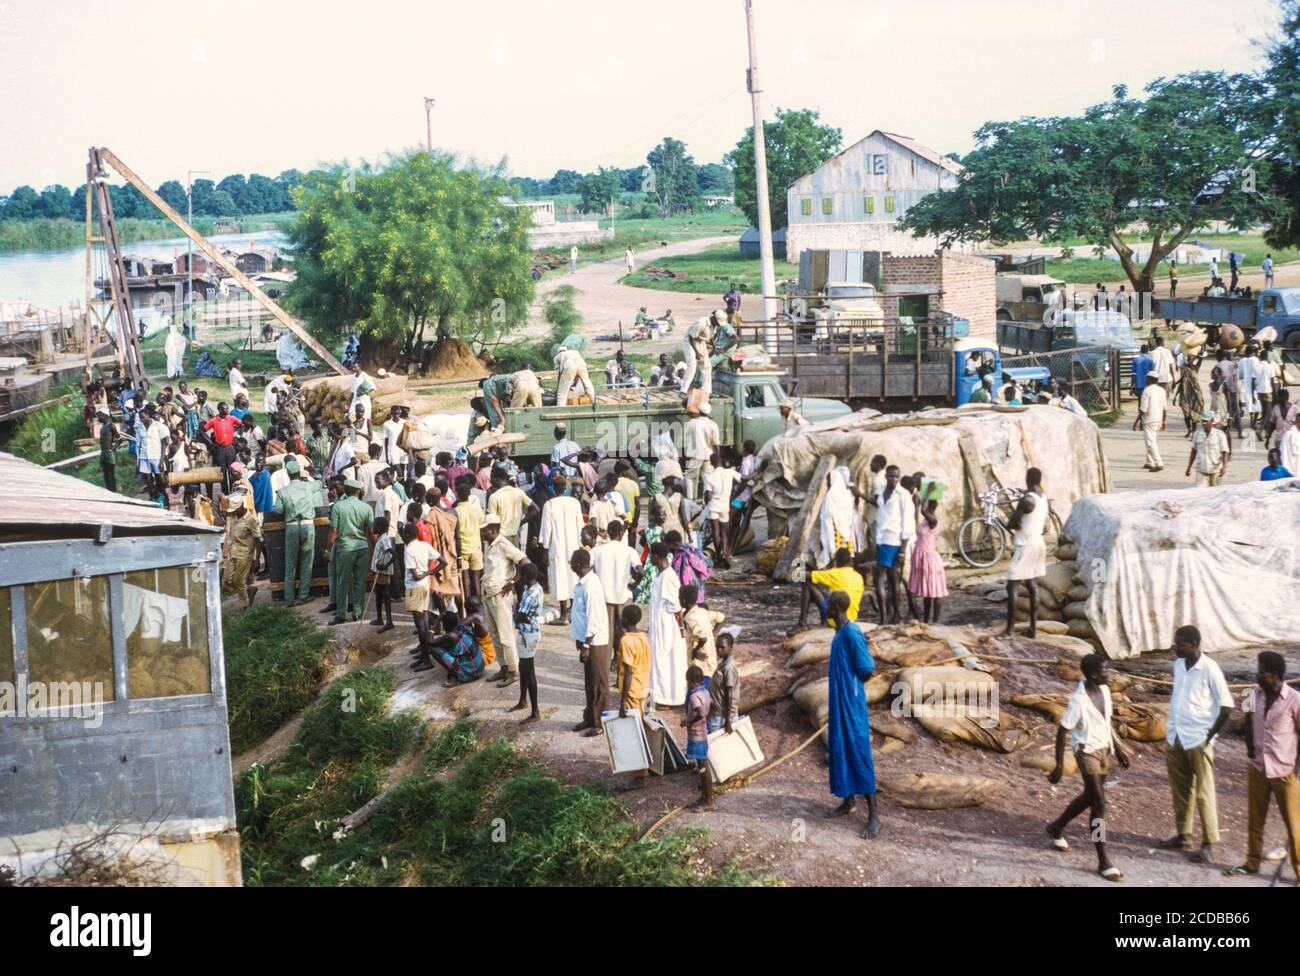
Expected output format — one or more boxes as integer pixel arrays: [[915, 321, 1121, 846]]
[[1151, 288, 1300, 351]]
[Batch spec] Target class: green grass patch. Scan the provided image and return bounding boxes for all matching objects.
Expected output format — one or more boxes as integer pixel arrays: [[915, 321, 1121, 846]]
[[1088, 406, 1126, 428], [238, 714, 764, 887], [223, 604, 333, 754], [620, 242, 795, 295]]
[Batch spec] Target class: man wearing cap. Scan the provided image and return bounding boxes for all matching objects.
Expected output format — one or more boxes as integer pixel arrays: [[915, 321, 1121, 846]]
[[222, 493, 262, 608], [349, 363, 377, 422], [679, 309, 726, 395], [480, 514, 531, 687], [779, 401, 808, 432], [327, 478, 375, 623], [550, 423, 580, 477], [683, 403, 720, 500], [554, 345, 595, 406], [274, 458, 324, 606], [263, 372, 292, 416], [1186, 412, 1231, 486]]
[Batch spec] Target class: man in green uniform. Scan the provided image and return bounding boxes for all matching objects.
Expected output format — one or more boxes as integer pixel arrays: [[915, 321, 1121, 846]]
[[328, 478, 375, 624], [273, 457, 323, 606]]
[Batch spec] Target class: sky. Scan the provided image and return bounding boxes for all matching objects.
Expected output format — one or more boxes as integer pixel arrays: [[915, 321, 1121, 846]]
[[0, 0, 1284, 195]]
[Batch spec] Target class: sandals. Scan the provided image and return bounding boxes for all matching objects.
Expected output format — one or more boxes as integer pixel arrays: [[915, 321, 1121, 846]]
[[1223, 865, 1256, 877], [1047, 824, 1070, 851], [1099, 866, 1124, 882]]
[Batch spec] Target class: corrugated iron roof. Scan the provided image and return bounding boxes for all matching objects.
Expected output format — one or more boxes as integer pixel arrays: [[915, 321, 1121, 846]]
[[0, 452, 222, 536], [875, 131, 965, 176]]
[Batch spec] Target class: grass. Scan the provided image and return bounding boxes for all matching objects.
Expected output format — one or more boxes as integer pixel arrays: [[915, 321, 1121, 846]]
[[536, 207, 749, 277], [237, 704, 764, 887], [620, 242, 795, 295], [223, 604, 333, 754], [0, 212, 298, 254]]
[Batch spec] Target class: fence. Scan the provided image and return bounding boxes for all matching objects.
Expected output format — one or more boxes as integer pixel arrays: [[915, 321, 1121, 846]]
[[1002, 345, 1120, 413]]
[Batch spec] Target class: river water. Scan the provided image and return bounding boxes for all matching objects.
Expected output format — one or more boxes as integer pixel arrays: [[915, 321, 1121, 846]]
[[0, 230, 290, 311]]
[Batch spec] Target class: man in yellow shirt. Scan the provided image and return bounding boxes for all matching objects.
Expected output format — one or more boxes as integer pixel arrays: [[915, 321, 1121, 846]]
[[487, 467, 537, 548], [453, 474, 485, 599], [681, 583, 725, 675], [616, 604, 653, 791], [799, 548, 864, 626]]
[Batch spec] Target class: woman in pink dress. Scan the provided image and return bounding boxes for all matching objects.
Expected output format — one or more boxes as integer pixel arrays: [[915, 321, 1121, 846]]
[[907, 498, 947, 622]]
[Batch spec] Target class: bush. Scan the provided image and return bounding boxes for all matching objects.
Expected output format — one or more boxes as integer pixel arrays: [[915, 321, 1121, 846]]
[[489, 286, 582, 373]]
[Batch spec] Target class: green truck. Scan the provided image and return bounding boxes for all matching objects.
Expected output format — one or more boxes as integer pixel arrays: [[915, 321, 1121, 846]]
[[497, 368, 851, 464]]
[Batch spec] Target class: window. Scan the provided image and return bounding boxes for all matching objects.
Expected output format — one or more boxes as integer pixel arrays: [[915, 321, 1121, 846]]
[[124, 567, 211, 698], [25, 577, 115, 703], [885, 195, 896, 213], [800, 198, 812, 216], [1262, 295, 1278, 313], [871, 154, 888, 176], [743, 383, 777, 408], [822, 197, 833, 215], [0, 588, 12, 688], [864, 195, 874, 215]]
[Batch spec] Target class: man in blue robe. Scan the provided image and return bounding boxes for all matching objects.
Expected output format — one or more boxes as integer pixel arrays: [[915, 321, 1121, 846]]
[[823, 590, 881, 839]]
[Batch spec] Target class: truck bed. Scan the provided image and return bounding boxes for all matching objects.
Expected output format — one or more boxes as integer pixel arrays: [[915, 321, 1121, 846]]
[[1150, 296, 1258, 328]]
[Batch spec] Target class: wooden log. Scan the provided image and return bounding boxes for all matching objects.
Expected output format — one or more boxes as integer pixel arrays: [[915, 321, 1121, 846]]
[[167, 466, 223, 485], [773, 454, 836, 581]]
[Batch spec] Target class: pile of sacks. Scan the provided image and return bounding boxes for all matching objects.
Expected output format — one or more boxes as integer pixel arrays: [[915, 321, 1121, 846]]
[[962, 538, 1099, 643], [299, 372, 407, 422]]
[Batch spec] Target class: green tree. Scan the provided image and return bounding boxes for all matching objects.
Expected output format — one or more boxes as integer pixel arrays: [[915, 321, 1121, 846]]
[[646, 137, 702, 216], [577, 167, 620, 215], [285, 152, 534, 364], [696, 162, 734, 195], [2, 186, 40, 220], [547, 169, 582, 194], [157, 180, 189, 214], [37, 185, 74, 219], [206, 189, 239, 217], [726, 107, 842, 230], [1263, 0, 1299, 249], [899, 73, 1280, 291], [217, 175, 249, 214]]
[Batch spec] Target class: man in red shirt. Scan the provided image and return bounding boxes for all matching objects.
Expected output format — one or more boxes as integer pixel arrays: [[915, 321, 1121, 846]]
[[203, 401, 243, 490]]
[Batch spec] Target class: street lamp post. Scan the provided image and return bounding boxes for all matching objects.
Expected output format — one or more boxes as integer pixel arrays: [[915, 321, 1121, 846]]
[[186, 169, 211, 340]]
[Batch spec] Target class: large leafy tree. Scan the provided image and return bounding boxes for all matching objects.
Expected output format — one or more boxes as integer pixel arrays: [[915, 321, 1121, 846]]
[[577, 167, 620, 215], [285, 152, 534, 364], [899, 72, 1280, 291], [726, 107, 842, 230], [646, 137, 702, 215], [696, 162, 734, 196], [1262, 0, 1299, 249]]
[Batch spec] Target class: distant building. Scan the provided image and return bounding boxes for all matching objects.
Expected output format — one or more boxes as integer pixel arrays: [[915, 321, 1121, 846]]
[[785, 130, 962, 262], [0, 453, 239, 885], [500, 197, 612, 248], [234, 248, 277, 275], [739, 226, 786, 260]]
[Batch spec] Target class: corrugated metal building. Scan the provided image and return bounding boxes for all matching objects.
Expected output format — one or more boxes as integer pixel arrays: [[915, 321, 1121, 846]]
[[785, 130, 963, 263], [0, 453, 240, 885]]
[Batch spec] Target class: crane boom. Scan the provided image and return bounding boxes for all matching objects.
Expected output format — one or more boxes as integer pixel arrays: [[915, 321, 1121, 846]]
[[92, 147, 348, 376]]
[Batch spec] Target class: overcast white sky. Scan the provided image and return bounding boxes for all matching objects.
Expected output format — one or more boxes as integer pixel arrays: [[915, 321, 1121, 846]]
[[0, 0, 1283, 194]]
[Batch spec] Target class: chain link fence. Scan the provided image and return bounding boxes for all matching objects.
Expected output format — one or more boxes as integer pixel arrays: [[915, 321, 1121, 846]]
[[1003, 345, 1121, 413]]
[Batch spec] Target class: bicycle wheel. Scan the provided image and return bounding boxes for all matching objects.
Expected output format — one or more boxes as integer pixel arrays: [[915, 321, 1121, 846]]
[[1043, 507, 1064, 557], [957, 517, 1007, 568]]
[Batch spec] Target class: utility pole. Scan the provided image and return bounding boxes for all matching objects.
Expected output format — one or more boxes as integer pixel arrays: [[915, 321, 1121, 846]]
[[185, 169, 211, 341], [424, 96, 436, 153], [744, 0, 778, 351]]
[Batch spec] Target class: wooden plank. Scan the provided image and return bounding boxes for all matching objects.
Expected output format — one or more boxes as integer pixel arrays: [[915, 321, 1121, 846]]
[[95, 147, 348, 377], [773, 454, 835, 581], [0, 393, 78, 424]]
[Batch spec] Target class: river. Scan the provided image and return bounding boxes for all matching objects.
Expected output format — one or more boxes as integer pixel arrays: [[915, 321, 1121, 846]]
[[0, 230, 290, 311]]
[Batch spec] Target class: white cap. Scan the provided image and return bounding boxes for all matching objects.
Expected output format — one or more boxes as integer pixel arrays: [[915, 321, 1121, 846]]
[[699, 402, 712, 416]]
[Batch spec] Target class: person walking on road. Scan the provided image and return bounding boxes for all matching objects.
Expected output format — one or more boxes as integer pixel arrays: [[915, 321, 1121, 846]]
[[1140, 379, 1168, 472], [1186, 412, 1231, 486]]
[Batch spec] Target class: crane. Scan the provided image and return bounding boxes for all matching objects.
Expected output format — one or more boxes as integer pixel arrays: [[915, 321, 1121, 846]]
[[86, 146, 349, 389]]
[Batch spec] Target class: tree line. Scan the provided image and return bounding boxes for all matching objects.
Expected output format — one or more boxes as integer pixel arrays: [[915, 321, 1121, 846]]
[[0, 169, 305, 222]]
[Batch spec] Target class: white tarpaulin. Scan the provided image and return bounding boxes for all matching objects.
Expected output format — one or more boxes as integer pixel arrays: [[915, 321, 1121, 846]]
[[1067, 479, 1300, 659], [755, 404, 1109, 567]]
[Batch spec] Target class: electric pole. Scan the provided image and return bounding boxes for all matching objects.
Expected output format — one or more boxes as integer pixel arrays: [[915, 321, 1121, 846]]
[[424, 96, 436, 153], [744, 0, 778, 351]]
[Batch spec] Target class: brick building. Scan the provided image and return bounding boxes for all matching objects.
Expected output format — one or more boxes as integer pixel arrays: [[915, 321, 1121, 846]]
[[785, 130, 962, 262], [879, 250, 996, 340]]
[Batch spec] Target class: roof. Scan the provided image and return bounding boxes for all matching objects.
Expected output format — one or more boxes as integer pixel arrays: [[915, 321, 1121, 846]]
[[739, 226, 786, 243], [0, 452, 222, 539], [875, 131, 964, 176]]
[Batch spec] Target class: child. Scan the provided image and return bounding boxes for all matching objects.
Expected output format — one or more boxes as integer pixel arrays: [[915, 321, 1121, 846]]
[[709, 631, 739, 735], [370, 516, 396, 631], [703, 451, 739, 568], [907, 498, 948, 623], [683, 665, 713, 812], [402, 521, 440, 660], [511, 563, 544, 722], [616, 604, 652, 791], [580, 523, 599, 551], [681, 583, 724, 677]]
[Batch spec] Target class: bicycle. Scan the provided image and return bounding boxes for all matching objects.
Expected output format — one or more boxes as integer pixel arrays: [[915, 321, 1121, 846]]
[[956, 485, 1063, 568]]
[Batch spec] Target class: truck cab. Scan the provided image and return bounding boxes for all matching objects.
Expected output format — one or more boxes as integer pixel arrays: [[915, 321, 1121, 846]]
[[954, 338, 1051, 405], [713, 369, 851, 448], [1258, 288, 1300, 350], [996, 273, 1067, 322]]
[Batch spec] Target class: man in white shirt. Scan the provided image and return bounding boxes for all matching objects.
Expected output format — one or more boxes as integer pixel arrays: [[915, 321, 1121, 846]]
[[1158, 625, 1233, 862], [779, 400, 808, 432], [872, 465, 915, 624], [554, 347, 595, 406], [381, 405, 409, 473], [569, 548, 609, 738], [703, 452, 740, 567], [592, 519, 637, 654], [1140, 379, 1168, 472], [480, 514, 530, 688], [679, 310, 725, 395], [1186, 412, 1230, 486], [683, 403, 720, 500], [355, 443, 387, 505], [349, 363, 376, 422], [570, 245, 578, 274], [1149, 335, 1177, 391], [374, 470, 405, 539]]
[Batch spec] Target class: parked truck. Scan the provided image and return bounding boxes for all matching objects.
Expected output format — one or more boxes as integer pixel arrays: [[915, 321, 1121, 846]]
[[995, 273, 1069, 323], [496, 369, 851, 464], [1150, 288, 1300, 351]]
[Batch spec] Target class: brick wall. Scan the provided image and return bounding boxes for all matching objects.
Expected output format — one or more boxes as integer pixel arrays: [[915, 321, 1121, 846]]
[[880, 250, 996, 339]]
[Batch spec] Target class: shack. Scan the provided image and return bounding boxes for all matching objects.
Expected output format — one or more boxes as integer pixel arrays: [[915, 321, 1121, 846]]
[[0, 452, 240, 885]]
